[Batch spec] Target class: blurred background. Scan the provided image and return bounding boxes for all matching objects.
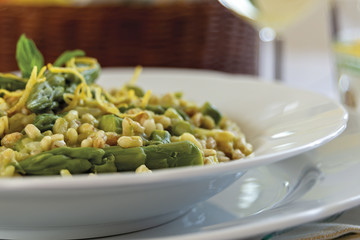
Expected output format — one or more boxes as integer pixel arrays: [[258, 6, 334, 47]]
[[278, 0, 333, 96], [0, 0, 258, 74], [0, 0, 333, 95]]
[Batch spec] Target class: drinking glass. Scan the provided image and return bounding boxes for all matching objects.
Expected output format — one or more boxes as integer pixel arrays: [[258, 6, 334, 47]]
[[331, 0, 360, 110], [218, 0, 321, 81]]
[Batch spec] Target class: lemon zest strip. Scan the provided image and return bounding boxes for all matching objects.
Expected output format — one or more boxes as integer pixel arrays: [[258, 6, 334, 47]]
[[47, 63, 86, 84], [141, 90, 152, 108], [129, 65, 142, 85], [7, 67, 39, 114], [0, 89, 23, 97]]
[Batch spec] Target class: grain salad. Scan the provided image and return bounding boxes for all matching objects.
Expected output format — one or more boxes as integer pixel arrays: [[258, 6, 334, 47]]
[[0, 34, 253, 177]]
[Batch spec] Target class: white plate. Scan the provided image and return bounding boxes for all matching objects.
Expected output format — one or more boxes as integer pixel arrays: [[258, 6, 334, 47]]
[[97, 68, 348, 168], [0, 68, 348, 239], [101, 110, 360, 240]]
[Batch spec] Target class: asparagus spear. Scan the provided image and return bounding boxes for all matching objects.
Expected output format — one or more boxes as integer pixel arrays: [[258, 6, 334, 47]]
[[92, 155, 117, 173], [104, 141, 203, 171], [103, 146, 147, 171], [125, 85, 144, 97], [25, 59, 101, 114], [17, 147, 105, 175], [0, 75, 27, 91], [143, 141, 203, 169], [81, 62, 101, 85], [201, 102, 222, 125], [172, 120, 193, 136], [33, 113, 60, 132], [98, 114, 123, 134], [26, 73, 66, 113], [64, 61, 100, 85], [15, 141, 203, 175], [17, 153, 91, 176], [147, 130, 171, 145], [145, 105, 166, 114]]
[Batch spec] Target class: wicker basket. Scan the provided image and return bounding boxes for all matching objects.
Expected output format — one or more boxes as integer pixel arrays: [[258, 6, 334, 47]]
[[0, 1, 258, 74]]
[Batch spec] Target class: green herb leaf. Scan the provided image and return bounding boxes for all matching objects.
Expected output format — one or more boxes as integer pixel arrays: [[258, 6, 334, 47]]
[[249, 0, 257, 7], [16, 34, 44, 79], [53, 49, 86, 67]]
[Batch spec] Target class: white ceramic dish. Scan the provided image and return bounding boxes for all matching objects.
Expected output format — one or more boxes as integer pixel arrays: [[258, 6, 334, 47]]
[[102, 110, 360, 240], [0, 68, 348, 239]]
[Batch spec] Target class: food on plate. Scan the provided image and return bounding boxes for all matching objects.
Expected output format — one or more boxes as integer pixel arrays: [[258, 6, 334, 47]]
[[0, 34, 253, 177]]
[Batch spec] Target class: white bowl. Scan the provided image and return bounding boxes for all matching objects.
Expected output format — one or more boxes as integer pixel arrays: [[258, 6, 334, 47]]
[[0, 68, 347, 240]]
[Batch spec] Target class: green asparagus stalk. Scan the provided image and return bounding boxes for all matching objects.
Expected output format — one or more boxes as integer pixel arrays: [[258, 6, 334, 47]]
[[147, 130, 171, 145], [26, 73, 66, 113], [201, 102, 222, 124], [125, 85, 144, 97], [98, 114, 123, 134], [145, 105, 166, 114], [15, 141, 203, 175], [172, 120, 193, 136], [64, 61, 100, 85], [103, 147, 146, 171], [80, 62, 100, 85], [0, 75, 27, 91], [33, 113, 60, 132], [92, 155, 117, 173], [18, 154, 91, 175], [143, 141, 203, 169], [17, 147, 105, 175], [103, 140, 203, 171]]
